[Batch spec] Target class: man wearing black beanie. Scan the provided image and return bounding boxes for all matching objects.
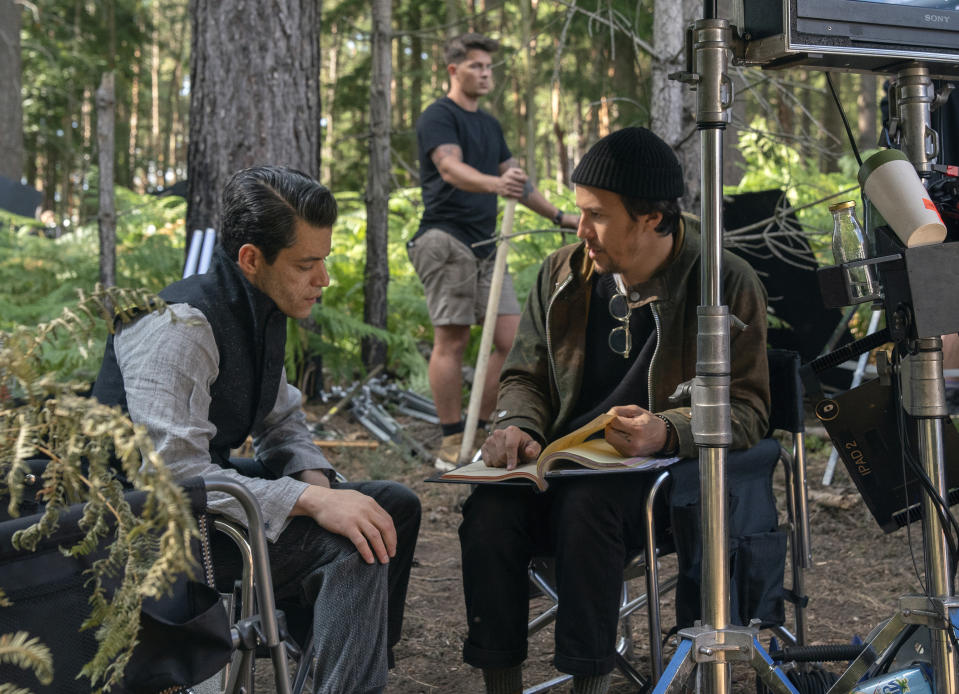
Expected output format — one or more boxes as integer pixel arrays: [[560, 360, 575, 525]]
[[457, 127, 771, 693]]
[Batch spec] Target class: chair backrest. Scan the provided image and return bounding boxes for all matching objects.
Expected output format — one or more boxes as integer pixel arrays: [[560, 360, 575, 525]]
[[767, 348, 805, 436]]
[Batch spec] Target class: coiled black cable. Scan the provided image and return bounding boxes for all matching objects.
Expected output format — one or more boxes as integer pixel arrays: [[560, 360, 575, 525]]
[[769, 643, 869, 664]]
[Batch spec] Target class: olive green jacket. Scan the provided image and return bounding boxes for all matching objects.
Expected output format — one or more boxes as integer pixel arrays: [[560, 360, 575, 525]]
[[493, 216, 770, 459]]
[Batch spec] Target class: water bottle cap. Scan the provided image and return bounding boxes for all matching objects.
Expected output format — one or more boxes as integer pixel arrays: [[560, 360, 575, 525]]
[[828, 200, 856, 212]]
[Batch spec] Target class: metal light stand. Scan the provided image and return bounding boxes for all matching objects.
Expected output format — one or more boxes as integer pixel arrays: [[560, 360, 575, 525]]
[[828, 64, 959, 694], [652, 15, 797, 694]]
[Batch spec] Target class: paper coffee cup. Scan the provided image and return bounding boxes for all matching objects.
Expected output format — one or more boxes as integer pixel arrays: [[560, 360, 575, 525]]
[[858, 149, 946, 247]]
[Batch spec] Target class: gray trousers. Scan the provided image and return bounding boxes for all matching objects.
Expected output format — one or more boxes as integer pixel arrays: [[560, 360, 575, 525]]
[[212, 480, 421, 694]]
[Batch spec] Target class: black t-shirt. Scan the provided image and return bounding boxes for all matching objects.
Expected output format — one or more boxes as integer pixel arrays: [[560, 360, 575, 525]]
[[415, 97, 511, 258], [563, 273, 658, 436]]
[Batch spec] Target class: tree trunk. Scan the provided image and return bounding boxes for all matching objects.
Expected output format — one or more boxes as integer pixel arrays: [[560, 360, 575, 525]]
[[188, 0, 324, 392], [0, 0, 24, 182], [97, 72, 117, 288], [720, 0, 745, 186], [446, 0, 460, 38], [858, 74, 878, 152], [676, 0, 701, 212], [129, 49, 141, 190], [409, 5, 423, 135], [800, 70, 815, 161], [163, 11, 187, 184], [151, 3, 160, 186], [186, 0, 322, 240], [650, 0, 684, 147], [551, 6, 575, 188], [520, 0, 536, 180], [41, 145, 56, 214], [320, 20, 340, 185], [393, 31, 404, 132], [62, 96, 74, 224], [363, 0, 391, 371], [821, 72, 843, 173]]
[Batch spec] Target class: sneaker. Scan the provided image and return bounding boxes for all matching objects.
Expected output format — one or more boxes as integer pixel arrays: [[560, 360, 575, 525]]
[[434, 432, 464, 472]]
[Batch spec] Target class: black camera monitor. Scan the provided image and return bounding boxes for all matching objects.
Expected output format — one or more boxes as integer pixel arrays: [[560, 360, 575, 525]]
[[736, 0, 959, 78]]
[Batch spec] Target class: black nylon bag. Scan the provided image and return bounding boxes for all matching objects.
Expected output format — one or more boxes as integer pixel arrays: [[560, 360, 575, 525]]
[[669, 439, 787, 629], [0, 478, 232, 693], [123, 565, 233, 693]]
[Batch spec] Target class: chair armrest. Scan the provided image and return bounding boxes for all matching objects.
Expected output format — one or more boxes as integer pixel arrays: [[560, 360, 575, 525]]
[[204, 476, 293, 693]]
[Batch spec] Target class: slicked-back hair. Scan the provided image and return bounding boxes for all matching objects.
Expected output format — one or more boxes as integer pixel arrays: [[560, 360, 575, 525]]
[[621, 197, 681, 237], [444, 33, 499, 65], [220, 166, 338, 264]]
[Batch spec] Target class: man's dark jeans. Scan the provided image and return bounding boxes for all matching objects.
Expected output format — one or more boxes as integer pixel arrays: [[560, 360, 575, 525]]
[[212, 479, 421, 666], [459, 474, 659, 677]]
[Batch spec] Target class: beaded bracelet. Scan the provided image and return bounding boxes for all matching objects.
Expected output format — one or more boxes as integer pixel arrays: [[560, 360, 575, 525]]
[[654, 414, 678, 455]]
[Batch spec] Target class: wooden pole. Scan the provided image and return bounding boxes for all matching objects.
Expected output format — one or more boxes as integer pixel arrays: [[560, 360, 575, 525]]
[[459, 199, 517, 464]]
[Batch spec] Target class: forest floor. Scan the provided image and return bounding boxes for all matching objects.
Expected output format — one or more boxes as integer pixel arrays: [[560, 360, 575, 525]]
[[252, 403, 929, 693]]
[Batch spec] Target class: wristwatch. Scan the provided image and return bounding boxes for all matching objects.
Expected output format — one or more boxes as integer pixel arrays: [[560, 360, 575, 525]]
[[552, 209, 564, 226]]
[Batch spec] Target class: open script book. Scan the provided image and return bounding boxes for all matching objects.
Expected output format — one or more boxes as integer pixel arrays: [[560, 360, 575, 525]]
[[437, 413, 680, 492]]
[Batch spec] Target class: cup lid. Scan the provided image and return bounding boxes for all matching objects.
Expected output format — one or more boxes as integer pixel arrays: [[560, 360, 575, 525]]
[[858, 148, 909, 187]]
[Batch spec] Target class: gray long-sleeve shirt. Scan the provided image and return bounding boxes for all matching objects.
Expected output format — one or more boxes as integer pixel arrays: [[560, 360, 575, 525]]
[[113, 303, 334, 541]]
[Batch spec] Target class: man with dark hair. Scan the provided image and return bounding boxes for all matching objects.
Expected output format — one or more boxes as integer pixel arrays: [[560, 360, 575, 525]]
[[94, 166, 420, 694], [458, 128, 770, 694], [410, 32, 579, 470]]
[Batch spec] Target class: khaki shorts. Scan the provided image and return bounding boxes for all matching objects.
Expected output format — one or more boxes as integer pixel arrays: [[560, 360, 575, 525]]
[[407, 228, 521, 326]]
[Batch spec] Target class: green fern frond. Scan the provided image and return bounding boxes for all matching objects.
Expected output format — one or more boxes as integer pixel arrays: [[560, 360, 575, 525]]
[[1, 286, 200, 691], [0, 631, 54, 685]]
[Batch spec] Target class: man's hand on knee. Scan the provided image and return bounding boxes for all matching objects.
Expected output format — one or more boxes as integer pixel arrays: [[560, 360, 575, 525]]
[[481, 425, 540, 471], [292, 486, 397, 564]]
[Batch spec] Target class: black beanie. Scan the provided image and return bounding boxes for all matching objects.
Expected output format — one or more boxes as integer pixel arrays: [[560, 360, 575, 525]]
[[571, 127, 684, 200]]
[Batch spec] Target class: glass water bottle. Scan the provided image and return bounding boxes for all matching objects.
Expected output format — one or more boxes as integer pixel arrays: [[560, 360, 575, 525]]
[[829, 200, 876, 301]]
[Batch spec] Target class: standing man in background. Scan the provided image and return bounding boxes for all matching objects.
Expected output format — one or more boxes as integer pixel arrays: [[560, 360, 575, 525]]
[[409, 32, 578, 471]]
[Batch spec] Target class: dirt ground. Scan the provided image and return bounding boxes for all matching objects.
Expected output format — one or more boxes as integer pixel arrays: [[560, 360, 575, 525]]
[[254, 406, 928, 693]]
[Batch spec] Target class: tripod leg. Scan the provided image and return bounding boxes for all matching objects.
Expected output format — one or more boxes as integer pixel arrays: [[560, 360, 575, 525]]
[[829, 613, 907, 692], [651, 638, 695, 694], [750, 636, 800, 694]]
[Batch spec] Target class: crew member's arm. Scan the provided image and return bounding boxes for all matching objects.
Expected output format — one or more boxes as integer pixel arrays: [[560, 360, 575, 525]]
[[431, 143, 527, 198], [499, 156, 579, 229]]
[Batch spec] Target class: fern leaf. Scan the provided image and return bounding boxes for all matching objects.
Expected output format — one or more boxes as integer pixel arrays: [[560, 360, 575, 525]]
[[0, 631, 54, 685]]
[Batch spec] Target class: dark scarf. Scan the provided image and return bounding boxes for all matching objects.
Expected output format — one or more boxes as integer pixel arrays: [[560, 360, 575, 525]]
[[562, 272, 657, 436]]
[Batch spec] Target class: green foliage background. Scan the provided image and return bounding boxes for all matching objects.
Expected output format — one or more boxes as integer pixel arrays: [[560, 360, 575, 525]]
[[3, 118, 876, 394], [0, 181, 579, 394]]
